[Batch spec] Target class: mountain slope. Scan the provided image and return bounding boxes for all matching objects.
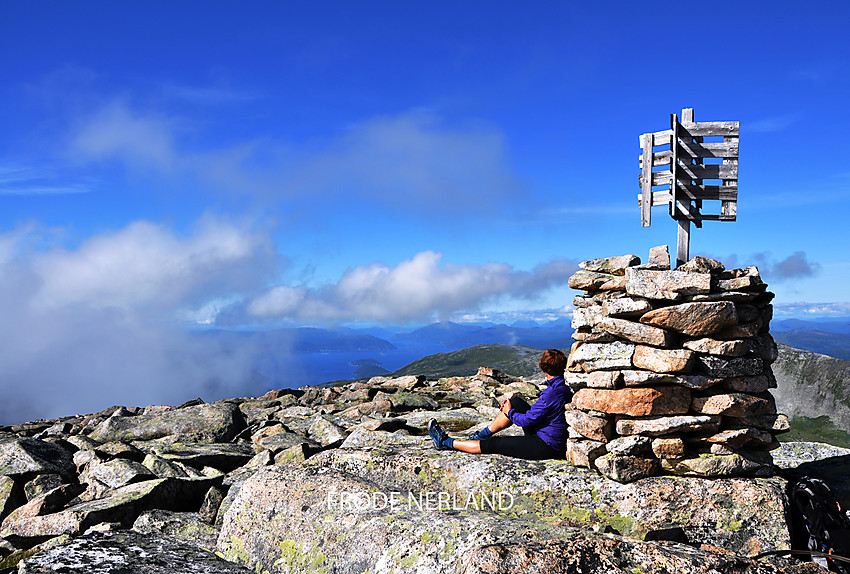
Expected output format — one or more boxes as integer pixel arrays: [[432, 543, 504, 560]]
[[392, 344, 549, 379]]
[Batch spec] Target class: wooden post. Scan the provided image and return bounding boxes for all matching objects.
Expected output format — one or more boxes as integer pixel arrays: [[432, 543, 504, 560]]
[[671, 112, 690, 267], [676, 217, 690, 267], [640, 134, 653, 227]]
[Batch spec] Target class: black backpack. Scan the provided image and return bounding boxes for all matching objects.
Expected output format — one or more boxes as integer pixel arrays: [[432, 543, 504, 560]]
[[791, 476, 850, 573]]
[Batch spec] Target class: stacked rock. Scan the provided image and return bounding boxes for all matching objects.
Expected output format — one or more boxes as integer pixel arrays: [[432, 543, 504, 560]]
[[565, 246, 788, 483]]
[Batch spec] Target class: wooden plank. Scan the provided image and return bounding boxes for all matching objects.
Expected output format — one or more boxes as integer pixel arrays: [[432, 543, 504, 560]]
[[638, 149, 673, 166], [682, 108, 695, 123], [676, 181, 738, 201], [640, 133, 653, 227], [638, 151, 673, 168], [679, 122, 739, 137], [651, 171, 673, 186], [670, 113, 680, 220], [647, 129, 673, 143], [677, 140, 738, 158], [651, 190, 673, 205], [677, 163, 737, 181], [721, 200, 737, 219]]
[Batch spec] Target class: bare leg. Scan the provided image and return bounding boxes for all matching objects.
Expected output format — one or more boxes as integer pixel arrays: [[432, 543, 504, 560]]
[[450, 439, 482, 454], [451, 412, 514, 454], [488, 411, 512, 434]]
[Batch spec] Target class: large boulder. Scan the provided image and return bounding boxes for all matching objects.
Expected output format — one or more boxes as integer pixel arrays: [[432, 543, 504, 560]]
[[17, 531, 251, 573], [88, 403, 246, 444], [0, 438, 75, 479], [217, 462, 801, 574], [304, 445, 790, 555]]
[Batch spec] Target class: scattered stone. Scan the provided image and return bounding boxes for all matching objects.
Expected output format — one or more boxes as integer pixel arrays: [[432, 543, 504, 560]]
[[568, 270, 627, 291], [88, 403, 246, 444], [0, 437, 76, 479], [17, 531, 251, 573], [586, 370, 622, 389]]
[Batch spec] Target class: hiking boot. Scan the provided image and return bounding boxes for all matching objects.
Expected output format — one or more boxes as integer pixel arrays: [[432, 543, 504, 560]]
[[428, 419, 452, 450]]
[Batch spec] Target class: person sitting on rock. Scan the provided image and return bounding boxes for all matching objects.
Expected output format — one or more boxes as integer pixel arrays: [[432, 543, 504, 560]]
[[428, 348, 572, 460]]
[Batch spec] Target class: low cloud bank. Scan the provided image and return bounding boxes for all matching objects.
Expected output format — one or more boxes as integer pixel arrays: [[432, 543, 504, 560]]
[[225, 251, 578, 324], [0, 218, 274, 425], [718, 251, 821, 282], [0, 220, 577, 425]]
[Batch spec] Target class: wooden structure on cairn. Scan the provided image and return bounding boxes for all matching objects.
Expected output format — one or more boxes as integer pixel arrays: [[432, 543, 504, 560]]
[[639, 108, 739, 267], [566, 246, 788, 483]]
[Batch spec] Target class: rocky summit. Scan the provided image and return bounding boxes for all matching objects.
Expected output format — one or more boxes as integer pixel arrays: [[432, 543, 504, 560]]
[[0, 249, 844, 573], [0, 366, 842, 573]]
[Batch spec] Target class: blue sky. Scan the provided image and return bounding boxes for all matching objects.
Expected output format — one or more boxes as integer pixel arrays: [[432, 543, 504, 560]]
[[1, 1, 849, 417]]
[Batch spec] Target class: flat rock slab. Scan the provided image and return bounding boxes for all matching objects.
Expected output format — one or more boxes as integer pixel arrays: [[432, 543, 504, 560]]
[[88, 403, 246, 444], [1, 476, 219, 543], [0, 437, 75, 478], [304, 447, 792, 555], [218, 464, 796, 574], [18, 531, 251, 573], [143, 442, 255, 473]]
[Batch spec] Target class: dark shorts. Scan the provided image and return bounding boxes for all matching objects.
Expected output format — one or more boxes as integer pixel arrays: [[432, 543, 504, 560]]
[[479, 433, 565, 460], [479, 393, 565, 460]]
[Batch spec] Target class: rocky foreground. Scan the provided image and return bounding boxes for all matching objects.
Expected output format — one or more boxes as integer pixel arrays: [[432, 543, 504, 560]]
[[1, 369, 847, 573]]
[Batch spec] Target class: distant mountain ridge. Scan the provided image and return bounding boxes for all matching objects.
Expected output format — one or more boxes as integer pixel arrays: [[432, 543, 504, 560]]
[[383, 342, 850, 448]]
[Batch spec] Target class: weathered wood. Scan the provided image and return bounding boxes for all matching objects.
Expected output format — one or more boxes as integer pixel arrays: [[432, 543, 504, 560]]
[[641, 134, 653, 227], [679, 122, 739, 137], [676, 182, 738, 201], [677, 140, 738, 158], [670, 113, 680, 220], [676, 214, 690, 267], [677, 163, 738, 181], [648, 129, 673, 143], [639, 149, 673, 167], [651, 171, 673, 186], [638, 108, 739, 255]]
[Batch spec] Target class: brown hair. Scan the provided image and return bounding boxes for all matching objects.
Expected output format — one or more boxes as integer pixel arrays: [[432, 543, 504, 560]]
[[538, 349, 567, 377]]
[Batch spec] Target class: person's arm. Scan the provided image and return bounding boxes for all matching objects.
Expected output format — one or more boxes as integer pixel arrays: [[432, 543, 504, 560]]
[[507, 386, 555, 428]]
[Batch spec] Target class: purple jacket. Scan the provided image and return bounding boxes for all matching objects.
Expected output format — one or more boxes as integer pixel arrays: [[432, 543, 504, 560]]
[[507, 376, 572, 452]]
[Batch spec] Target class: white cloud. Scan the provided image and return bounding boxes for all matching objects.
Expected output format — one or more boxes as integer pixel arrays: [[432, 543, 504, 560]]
[[67, 104, 523, 214], [70, 101, 179, 170], [0, 219, 274, 424], [32, 217, 272, 311], [242, 250, 578, 324]]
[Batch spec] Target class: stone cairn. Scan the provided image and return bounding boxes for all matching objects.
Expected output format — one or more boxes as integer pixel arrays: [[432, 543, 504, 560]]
[[565, 245, 788, 483]]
